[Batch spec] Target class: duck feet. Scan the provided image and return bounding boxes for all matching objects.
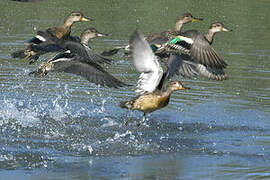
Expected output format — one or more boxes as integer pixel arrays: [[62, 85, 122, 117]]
[[125, 110, 133, 126], [137, 113, 146, 128]]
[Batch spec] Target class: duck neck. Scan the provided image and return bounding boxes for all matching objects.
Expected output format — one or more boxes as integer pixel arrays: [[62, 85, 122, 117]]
[[204, 29, 216, 44], [174, 21, 184, 33], [162, 87, 175, 98], [62, 18, 74, 30], [80, 35, 90, 46]]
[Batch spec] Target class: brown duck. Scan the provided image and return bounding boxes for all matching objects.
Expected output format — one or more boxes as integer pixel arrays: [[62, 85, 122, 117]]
[[11, 11, 92, 62], [119, 30, 188, 127], [101, 12, 202, 57], [146, 12, 203, 45]]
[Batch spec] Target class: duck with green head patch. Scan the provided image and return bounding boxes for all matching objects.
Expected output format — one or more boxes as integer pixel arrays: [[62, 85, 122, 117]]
[[101, 12, 202, 57], [156, 22, 232, 81]]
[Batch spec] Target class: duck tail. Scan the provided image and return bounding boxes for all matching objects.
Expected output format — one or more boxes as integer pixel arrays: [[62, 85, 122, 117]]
[[119, 101, 128, 109], [11, 50, 26, 59], [119, 100, 134, 109], [119, 100, 132, 109], [11, 49, 40, 64]]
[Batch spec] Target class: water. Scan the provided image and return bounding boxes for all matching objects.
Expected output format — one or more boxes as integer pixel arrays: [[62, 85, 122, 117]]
[[0, 0, 270, 179]]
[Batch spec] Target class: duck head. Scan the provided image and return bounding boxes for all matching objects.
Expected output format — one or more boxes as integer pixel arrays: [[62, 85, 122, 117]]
[[176, 12, 203, 24], [65, 11, 93, 24], [168, 81, 189, 91], [209, 22, 232, 33], [80, 27, 108, 45]]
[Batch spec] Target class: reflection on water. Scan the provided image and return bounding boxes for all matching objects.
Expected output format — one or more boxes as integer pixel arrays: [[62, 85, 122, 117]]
[[0, 0, 270, 179]]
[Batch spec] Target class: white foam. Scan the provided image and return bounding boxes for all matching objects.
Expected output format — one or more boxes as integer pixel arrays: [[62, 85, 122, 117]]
[[0, 99, 40, 127]]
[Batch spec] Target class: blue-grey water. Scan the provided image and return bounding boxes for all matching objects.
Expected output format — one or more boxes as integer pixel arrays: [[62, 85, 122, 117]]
[[0, 0, 270, 179]]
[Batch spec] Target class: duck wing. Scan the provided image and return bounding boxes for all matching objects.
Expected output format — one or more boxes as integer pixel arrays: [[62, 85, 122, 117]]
[[62, 41, 112, 64], [166, 54, 199, 79], [182, 30, 227, 69], [196, 64, 227, 80], [166, 53, 227, 81], [11, 29, 60, 62], [83, 45, 112, 64], [154, 35, 193, 58], [27, 30, 58, 44], [146, 31, 171, 45], [28, 41, 62, 53], [156, 54, 198, 90], [160, 53, 227, 81], [131, 30, 163, 94], [49, 53, 126, 88], [27, 30, 63, 53]]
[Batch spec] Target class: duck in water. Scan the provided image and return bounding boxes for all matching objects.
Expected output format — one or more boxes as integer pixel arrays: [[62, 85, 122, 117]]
[[11, 11, 92, 63], [156, 22, 232, 80], [30, 27, 112, 65], [28, 51, 127, 88], [101, 12, 202, 57], [119, 30, 188, 127]]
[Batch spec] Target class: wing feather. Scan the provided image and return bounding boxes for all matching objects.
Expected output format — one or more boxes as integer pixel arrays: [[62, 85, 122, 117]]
[[47, 53, 126, 88], [130, 30, 163, 94], [182, 30, 227, 69]]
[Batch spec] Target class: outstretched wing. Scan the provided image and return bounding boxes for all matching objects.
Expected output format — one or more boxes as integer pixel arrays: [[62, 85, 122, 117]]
[[182, 30, 227, 69], [165, 54, 227, 81], [83, 45, 112, 64], [166, 54, 199, 79], [196, 64, 227, 80], [50, 53, 127, 88], [63, 41, 111, 64], [130, 30, 163, 94]]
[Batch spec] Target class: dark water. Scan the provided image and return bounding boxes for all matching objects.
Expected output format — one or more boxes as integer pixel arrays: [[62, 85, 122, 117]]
[[1, 0, 270, 179]]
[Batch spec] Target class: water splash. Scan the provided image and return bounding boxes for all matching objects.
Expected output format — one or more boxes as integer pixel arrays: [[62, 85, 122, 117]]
[[0, 99, 40, 127], [48, 96, 67, 121]]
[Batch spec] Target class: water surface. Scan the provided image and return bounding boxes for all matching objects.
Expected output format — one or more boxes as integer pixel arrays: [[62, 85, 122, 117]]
[[0, 0, 270, 179]]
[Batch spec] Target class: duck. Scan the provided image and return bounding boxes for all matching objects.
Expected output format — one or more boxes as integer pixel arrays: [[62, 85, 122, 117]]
[[119, 30, 188, 127], [61, 27, 112, 65], [11, 11, 92, 63], [146, 12, 203, 45], [29, 27, 112, 65], [156, 22, 232, 80], [101, 12, 202, 57], [47, 11, 92, 40], [28, 51, 127, 88]]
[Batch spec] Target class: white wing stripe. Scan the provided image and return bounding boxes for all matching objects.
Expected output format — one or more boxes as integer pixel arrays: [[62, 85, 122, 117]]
[[35, 35, 47, 42]]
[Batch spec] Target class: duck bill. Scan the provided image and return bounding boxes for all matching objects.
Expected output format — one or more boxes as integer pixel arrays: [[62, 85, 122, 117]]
[[222, 27, 232, 32], [178, 86, 190, 90], [191, 17, 203, 22], [97, 32, 108, 37], [80, 16, 93, 22]]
